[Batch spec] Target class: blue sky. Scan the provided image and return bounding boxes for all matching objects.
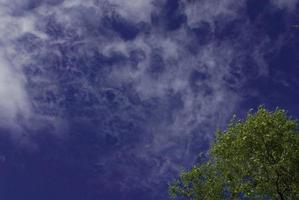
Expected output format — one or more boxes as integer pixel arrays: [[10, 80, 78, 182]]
[[0, 0, 298, 199]]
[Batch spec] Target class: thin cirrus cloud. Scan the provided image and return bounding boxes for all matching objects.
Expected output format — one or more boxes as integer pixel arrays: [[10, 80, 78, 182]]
[[0, 0, 295, 131], [272, 0, 298, 10]]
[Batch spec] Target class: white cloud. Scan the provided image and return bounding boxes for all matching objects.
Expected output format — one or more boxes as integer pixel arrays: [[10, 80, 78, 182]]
[[271, 0, 298, 11], [60, 0, 154, 22], [105, 0, 154, 22], [0, 50, 31, 128], [0, 1, 46, 132], [183, 0, 246, 28]]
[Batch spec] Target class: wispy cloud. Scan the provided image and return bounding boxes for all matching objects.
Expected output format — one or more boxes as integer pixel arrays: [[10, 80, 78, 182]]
[[271, 0, 298, 11]]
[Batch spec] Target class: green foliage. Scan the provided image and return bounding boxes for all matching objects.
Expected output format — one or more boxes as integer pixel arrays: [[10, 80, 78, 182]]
[[169, 107, 299, 200]]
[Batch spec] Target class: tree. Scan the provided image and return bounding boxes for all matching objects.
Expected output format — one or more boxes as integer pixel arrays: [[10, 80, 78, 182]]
[[169, 107, 299, 200]]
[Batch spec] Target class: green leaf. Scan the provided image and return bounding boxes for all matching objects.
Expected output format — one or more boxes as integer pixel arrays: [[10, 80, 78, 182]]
[[169, 106, 299, 200]]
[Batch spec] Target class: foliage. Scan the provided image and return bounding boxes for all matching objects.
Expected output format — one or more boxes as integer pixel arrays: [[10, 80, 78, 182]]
[[169, 107, 299, 200]]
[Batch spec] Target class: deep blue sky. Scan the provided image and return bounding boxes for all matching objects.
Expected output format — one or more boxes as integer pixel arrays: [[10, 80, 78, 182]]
[[0, 0, 298, 199]]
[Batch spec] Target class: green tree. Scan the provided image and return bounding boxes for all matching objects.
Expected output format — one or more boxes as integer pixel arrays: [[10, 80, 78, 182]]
[[169, 107, 299, 200]]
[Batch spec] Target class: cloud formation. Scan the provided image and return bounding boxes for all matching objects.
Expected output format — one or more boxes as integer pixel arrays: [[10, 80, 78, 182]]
[[0, 51, 30, 126]]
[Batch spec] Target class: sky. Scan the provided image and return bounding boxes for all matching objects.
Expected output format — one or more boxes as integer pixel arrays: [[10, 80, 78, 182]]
[[0, 0, 298, 199]]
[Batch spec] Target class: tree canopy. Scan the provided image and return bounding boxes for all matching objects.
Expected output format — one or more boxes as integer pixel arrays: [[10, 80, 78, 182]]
[[169, 107, 299, 200]]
